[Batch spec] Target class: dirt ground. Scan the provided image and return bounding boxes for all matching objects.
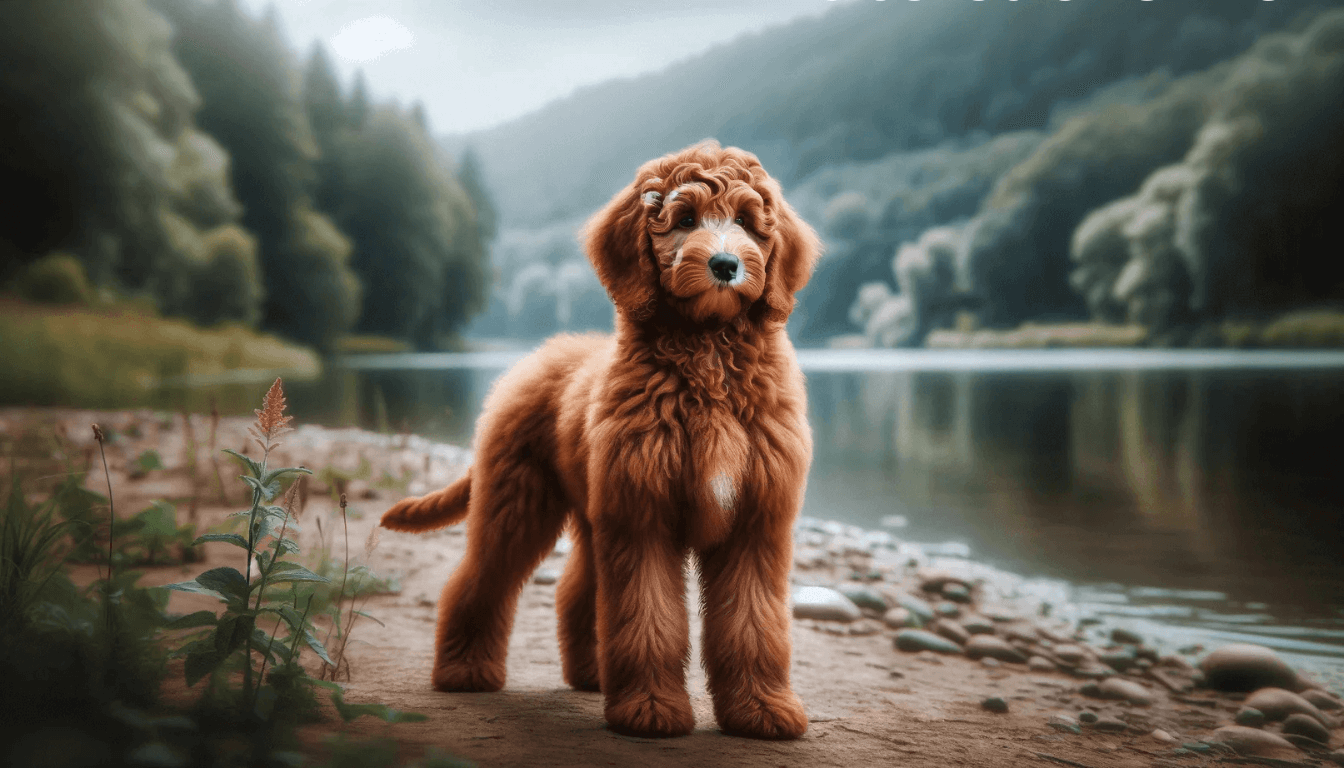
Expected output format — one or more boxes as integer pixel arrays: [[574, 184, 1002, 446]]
[[6, 408, 1341, 768]]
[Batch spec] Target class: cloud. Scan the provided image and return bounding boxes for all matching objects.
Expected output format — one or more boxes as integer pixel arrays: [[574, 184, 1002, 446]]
[[330, 16, 414, 63]]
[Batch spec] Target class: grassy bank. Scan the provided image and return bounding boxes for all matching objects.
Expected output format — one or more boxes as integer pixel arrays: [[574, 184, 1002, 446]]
[[0, 298, 321, 410]]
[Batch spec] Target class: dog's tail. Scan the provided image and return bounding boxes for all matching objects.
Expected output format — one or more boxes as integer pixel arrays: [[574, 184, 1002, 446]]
[[380, 467, 473, 532]]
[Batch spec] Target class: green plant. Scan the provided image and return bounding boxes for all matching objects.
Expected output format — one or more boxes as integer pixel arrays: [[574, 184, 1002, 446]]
[[0, 474, 82, 625]]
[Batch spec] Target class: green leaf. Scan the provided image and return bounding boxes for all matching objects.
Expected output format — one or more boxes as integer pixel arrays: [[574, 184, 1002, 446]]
[[133, 450, 164, 473], [242, 475, 281, 501], [185, 649, 229, 687], [222, 449, 262, 478], [353, 610, 385, 628], [275, 537, 300, 556], [164, 610, 218, 630], [261, 466, 313, 488], [134, 501, 178, 537], [330, 690, 428, 724], [163, 581, 225, 599], [193, 533, 249, 549], [250, 628, 289, 664], [260, 564, 329, 587], [303, 629, 333, 665], [196, 567, 250, 602]]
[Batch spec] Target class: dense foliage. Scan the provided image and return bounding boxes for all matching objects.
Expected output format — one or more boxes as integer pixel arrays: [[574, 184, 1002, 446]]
[[0, 0, 492, 353]]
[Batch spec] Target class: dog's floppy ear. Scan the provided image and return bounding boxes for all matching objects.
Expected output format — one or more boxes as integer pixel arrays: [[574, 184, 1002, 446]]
[[760, 198, 822, 325], [584, 179, 660, 322]]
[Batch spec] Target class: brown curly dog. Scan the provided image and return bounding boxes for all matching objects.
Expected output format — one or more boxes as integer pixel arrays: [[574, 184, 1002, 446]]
[[379, 140, 822, 739]]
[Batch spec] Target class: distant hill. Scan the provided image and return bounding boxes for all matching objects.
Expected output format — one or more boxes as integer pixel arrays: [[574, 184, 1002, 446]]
[[457, 0, 1341, 344]]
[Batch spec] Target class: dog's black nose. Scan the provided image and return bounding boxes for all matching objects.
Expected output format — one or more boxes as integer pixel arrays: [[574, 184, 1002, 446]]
[[708, 252, 740, 283]]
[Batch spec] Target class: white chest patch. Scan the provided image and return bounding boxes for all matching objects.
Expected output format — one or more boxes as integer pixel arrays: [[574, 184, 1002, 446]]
[[709, 472, 737, 512]]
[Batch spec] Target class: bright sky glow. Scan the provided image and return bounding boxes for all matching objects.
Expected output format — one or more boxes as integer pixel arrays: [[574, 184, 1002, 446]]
[[330, 16, 415, 63]]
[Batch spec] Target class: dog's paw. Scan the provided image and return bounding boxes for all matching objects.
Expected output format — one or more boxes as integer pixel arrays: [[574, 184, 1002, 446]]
[[715, 689, 808, 740], [605, 691, 695, 738], [431, 659, 505, 692]]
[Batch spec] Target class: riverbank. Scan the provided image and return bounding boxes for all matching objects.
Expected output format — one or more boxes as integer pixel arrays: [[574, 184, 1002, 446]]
[[3, 407, 1341, 766]]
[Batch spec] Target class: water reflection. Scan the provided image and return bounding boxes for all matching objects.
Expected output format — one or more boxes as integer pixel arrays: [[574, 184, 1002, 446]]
[[807, 368, 1344, 613]]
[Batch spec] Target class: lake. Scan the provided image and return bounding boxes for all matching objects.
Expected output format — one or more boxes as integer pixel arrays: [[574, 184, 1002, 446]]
[[291, 348, 1344, 677]]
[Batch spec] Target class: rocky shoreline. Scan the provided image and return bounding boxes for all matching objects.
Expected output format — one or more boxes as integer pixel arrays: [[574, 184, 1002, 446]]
[[4, 406, 1343, 765]]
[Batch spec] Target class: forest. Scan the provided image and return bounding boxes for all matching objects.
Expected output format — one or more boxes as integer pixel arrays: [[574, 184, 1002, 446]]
[[0, 0, 493, 354]]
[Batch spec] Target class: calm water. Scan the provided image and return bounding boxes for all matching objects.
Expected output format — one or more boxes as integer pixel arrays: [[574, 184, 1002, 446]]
[[286, 348, 1344, 676]]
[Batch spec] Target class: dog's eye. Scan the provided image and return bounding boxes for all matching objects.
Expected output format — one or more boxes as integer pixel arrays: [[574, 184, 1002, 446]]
[[733, 215, 745, 226], [679, 216, 696, 228]]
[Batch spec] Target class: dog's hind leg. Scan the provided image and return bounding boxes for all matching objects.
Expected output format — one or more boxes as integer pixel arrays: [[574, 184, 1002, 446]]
[[556, 516, 600, 691], [429, 457, 569, 693]]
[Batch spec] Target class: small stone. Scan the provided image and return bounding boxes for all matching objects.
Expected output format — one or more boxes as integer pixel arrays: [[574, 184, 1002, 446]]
[[840, 585, 888, 612], [980, 657, 1001, 669], [965, 635, 1027, 664], [792, 586, 862, 622], [935, 601, 961, 618], [532, 568, 559, 585], [848, 619, 884, 636], [1110, 627, 1143, 645], [960, 615, 996, 635], [1028, 656, 1057, 673], [981, 696, 1009, 713], [1303, 689, 1343, 711], [1211, 726, 1300, 758], [1047, 715, 1081, 734], [1328, 749, 1344, 766], [1097, 677, 1153, 706], [1234, 707, 1265, 727], [894, 629, 963, 655], [892, 593, 935, 624], [1093, 717, 1128, 733], [916, 650, 946, 664], [1150, 729, 1177, 744], [1078, 711, 1099, 724], [917, 569, 968, 593], [1053, 644, 1089, 666], [1282, 713, 1332, 745], [1079, 682, 1102, 698], [1199, 644, 1301, 693], [1244, 687, 1333, 728], [1099, 647, 1138, 673], [932, 619, 971, 646], [882, 607, 914, 629], [942, 583, 972, 603]]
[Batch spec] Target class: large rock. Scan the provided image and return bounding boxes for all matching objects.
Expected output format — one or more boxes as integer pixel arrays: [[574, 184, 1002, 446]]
[[1211, 726, 1301, 759], [1282, 713, 1332, 745], [792, 586, 862, 622], [1244, 688, 1334, 729], [1304, 689, 1343, 711], [894, 629, 963, 655], [839, 585, 888, 612], [1198, 644, 1301, 692], [964, 635, 1027, 664], [1095, 677, 1154, 706]]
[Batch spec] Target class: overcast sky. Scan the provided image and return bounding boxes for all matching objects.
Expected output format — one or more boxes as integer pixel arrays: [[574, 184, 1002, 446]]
[[236, 0, 836, 136]]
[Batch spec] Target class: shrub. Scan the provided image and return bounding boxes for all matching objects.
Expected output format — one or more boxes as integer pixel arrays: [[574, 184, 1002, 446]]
[[13, 252, 94, 305]]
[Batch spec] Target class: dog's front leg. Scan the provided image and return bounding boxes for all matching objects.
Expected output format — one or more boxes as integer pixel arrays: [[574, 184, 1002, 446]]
[[591, 509, 695, 737], [698, 456, 809, 739]]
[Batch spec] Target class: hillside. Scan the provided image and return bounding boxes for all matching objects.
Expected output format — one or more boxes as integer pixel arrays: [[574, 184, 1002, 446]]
[[458, 0, 1342, 344]]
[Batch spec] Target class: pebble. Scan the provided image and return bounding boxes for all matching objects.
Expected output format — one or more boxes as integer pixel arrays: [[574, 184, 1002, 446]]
[[1243, 687, 1332, 728], [942, 583, 972, 603], [1110, 627, 1143, 645], [1047, 715, 1081, 734], [1150, 729, 1177, 744], [1093, 717, 1129, 733], [532, 568, 559, 585], [792, 586, 862, 622], [935, 601, 962, 618], [848, 619, 885, 637], [1210, 726, 1300, 758], [1282, 713, 1332, 745], [892, 594, 935, 624], [965, 635, 1027, 664], [1329, 749, 1344, 766], [1078, 711, 1099, 724], [840, 585, 888, 612], [932, 619, 971, 646], [1028, 656, 1057, 673], [1098, 647, 1137, 673], [882, 607, 914, 629], [1199, 643, 1301, 693], [1079, 682, 1102, 698], [1234, 707, 1266, 727], [960, 615, 996, 635], [1053, 644, 1090, 666], [917, 569, 968, 593], [894, 629, 963, 655], [1304, 689, 1343, 711], [980, 657, 1001, 669], [981, 696, 1009, 713], [1096, 677, 1153, 706]]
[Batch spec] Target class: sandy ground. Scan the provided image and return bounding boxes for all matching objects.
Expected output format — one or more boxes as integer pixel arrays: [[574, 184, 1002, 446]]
[[5, 407, 1341, 768]]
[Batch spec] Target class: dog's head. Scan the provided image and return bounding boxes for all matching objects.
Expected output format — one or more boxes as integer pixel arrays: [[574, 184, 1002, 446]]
[[585, 141, 821, 326]]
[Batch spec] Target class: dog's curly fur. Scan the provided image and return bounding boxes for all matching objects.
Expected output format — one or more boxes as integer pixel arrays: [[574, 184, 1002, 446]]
[[380, 141, 822, 739]]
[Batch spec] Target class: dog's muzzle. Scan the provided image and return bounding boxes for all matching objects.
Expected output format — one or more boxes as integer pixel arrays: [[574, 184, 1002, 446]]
[[708, 252, 741, 284]]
